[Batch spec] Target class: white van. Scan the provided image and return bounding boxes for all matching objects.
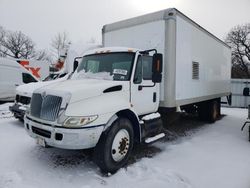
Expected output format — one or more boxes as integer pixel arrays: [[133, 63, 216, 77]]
[[16, 59, 50, 81], [0, 58, 38, 102]]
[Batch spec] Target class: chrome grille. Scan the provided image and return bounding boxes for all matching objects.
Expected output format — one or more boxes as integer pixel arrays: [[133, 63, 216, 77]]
[[30, 93, 42, 118], [30, 93, 62, 121]]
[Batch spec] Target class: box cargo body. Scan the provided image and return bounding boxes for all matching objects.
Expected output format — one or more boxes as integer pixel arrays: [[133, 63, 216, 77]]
[[103, 8, 231, 108]]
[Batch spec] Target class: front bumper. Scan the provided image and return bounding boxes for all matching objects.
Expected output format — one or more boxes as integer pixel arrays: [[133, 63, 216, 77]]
[[24, 115, 105, 149], [9, 103, 26, 119]]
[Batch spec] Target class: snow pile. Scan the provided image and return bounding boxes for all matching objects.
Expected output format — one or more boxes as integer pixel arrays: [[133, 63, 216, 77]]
[[73, 71, 113, 81], [103, 160, 193, 188], [0, 102, 13, 118], [16, 74, 69, 96], [0, 107, 250, 188], [142, 112, 161, 121]]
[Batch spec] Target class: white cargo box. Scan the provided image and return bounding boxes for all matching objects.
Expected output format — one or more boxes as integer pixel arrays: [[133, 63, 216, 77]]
[[103, 8, 231, 108]]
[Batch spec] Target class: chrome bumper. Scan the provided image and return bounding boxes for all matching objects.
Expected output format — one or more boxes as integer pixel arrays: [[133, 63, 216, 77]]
[[24, 115, 104, 149]]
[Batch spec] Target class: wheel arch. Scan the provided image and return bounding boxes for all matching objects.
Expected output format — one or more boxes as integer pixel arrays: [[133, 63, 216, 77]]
[[116, 109, 141, 144]]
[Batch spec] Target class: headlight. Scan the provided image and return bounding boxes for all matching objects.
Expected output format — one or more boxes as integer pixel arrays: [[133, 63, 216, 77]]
[[63, 115, 98, 127]]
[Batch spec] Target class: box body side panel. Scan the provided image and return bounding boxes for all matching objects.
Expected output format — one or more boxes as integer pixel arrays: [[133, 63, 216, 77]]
[[174, 15, 231, 106]]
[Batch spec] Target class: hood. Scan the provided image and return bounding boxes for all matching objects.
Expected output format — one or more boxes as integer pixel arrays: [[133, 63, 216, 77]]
[[35, 79, 129, 103], [16, 75, 69, 97]]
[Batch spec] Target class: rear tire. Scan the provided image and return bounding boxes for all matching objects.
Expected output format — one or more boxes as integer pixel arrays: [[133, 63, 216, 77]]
[[198, 99, 220, 123], [209, 100, 219, 123], [93, 117, 134, 173]]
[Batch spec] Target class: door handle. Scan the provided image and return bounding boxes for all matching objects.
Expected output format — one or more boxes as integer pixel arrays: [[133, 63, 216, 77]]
[[153, 92, 157, 102], [15, 84, 19, 86], [138, 83, 156, 91]]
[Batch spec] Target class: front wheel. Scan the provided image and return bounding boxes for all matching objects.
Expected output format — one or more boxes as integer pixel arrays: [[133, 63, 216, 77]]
[[93, 117, 134, 173]]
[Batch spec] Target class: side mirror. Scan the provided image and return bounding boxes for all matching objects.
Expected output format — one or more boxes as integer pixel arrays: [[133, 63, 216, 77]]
[[73, 60, 79, 72], [152, 53, 163, 83]]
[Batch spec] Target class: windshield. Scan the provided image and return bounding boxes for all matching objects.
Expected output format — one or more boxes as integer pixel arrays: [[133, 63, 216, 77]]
[[75, 52, 134, 81]]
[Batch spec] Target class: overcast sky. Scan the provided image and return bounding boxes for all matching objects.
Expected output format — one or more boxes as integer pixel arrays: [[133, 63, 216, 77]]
[[0, 0, 250, 50]]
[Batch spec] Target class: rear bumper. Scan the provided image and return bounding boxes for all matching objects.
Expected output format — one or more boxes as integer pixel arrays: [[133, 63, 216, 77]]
[[9, 103, 26, 119], [24, 115, 105, 150]]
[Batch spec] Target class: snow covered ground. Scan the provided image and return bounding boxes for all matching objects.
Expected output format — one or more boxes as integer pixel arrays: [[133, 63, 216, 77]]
[[0, 103, 250, 188]]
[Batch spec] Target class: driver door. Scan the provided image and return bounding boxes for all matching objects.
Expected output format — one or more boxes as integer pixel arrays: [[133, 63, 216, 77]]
[[130, 55, 159, 116]]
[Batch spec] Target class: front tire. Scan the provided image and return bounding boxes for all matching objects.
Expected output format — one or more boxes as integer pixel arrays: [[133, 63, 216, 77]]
[[93, 117, 134, 173]]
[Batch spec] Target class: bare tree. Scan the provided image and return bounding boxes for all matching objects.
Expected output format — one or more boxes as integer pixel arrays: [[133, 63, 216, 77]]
[[225, 24, 250, 78], [0, 26, 6, 57], [34, 49, 53, 63], [0, 30, 35, 59], [0, 26, 5, 42], [51, 32, 71, 59]]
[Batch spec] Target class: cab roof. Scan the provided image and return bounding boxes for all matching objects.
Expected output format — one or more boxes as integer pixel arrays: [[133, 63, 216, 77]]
[[82, 47, 141, 56]]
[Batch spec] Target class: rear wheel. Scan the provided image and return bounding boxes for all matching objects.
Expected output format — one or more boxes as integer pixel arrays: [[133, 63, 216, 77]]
[[210, 100, 219, 122], [93, 117, 134, 173], [198, 99, 220, 123]]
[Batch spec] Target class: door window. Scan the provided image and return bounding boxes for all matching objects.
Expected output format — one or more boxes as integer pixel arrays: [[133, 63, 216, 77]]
[[142, 56, 153, 80], [133, 55, 153, 84], [134, 56, 142, 84]]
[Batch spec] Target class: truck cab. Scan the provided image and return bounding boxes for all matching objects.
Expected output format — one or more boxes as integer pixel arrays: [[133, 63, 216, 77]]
[[24, 47, 163, 173]]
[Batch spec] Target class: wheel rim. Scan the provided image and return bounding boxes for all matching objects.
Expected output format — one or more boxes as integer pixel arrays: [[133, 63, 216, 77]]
[[111, 129, 130, 162]]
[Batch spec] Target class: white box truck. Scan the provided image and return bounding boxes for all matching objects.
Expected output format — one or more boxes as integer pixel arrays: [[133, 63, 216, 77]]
[[24, 8, 231, 173]]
